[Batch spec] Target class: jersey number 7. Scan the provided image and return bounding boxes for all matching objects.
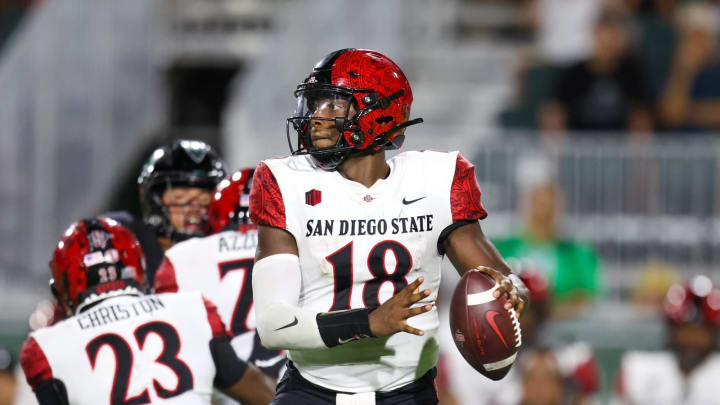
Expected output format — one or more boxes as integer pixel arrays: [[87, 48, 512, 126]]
[[218, 258, 254, 336]]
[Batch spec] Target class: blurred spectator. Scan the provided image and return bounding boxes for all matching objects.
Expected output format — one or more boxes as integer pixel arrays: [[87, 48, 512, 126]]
[[526, 0, 600, 64], [518, 348, 579, 405], [659, 2, 720, 131], [539, 3, 653, 135], [0, 346, 15, 405], [493, 159, 604, 317], [630, 261, 680, 313], [614, 275, 720, 404], [630, 0, 679, 99]]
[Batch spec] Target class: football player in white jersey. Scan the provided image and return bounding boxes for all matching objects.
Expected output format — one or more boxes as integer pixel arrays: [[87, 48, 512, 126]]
[[19, 217, 274, 405], [154, 169, 286, 394], [248, 49, 530, 404], [614, 275, 720, 405]]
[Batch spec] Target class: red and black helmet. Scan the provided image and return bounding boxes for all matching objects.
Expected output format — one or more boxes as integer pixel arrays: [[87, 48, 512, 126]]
[[287, 49, 423, 170], [50, 217, 146, 315], [206, 168, 255, 234], [663, 275, 720, 327]]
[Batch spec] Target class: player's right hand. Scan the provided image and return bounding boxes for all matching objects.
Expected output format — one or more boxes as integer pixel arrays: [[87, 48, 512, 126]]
[[368, 277, 433, 337]]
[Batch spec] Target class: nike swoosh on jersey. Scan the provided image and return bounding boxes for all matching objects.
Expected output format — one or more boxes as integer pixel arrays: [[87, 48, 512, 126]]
[[402, 196, 427, 205], [485, 311, 510, 349], [274, 317, 298, 331]]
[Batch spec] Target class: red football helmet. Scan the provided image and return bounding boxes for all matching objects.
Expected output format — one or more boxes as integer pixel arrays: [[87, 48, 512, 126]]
[[206, 168, 255, 234], [663, 275, 720, 327], [517, 267, 550, 345], [50, 217, 146, 315], [287, 48, 423, 169], [519, 268, 550, 306]]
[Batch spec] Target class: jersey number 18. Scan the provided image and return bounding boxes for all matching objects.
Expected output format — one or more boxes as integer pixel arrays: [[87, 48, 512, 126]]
[[327, 240, 412, 311]]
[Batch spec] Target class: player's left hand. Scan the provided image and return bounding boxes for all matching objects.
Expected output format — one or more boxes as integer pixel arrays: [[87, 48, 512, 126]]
[[475, 266, 527, 315]]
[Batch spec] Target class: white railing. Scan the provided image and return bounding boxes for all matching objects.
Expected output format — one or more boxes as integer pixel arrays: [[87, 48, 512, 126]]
[[471, 134, 720, 296]]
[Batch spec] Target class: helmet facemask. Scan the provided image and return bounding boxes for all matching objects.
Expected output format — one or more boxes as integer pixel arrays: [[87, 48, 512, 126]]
[[138, 139, 226, 243], [287, 85, 365, 170], [287, 84, 422, 170], [147, 177, 215, 242]]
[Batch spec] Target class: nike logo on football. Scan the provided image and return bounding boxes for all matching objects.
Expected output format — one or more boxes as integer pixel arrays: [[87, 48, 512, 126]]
[[274, 317, 298, 331], [486, 311, 510, 349], [402, 196, 426, 205]]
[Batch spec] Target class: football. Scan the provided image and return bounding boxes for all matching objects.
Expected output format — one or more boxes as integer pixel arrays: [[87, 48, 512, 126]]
[[449, 267, 522, 380]]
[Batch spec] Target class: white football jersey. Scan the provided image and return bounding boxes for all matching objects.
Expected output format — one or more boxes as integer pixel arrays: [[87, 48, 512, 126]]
[[250, 150, 487, 392], [614, 351, 720, 405], [155, 228, 285, 374], [21, 293, 223, 405]]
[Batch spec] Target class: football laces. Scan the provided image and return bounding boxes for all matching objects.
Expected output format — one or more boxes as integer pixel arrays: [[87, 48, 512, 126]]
[[508, 307, 522, 348]]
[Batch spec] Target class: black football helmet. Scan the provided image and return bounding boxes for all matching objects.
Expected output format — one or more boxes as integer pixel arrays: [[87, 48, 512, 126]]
[[138, 139, 226, 242]]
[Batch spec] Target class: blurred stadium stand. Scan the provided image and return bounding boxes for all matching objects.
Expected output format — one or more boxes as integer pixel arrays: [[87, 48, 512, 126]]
[[0, 0, 165, 327]]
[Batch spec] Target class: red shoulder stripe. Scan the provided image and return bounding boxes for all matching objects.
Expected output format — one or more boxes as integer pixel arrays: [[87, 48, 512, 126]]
[[450, 154, 488, 222], [202, 297, 228, 338], [154, 256, 179, 293], [20, 336, 53, 390], [249, 162, 287, 229]]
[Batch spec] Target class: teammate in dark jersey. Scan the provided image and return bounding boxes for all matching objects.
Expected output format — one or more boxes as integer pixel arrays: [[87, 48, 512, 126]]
[[108, 139, 227, 286]]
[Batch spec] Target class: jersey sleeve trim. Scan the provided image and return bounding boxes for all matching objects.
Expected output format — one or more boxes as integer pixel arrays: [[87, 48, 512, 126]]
[[249, 162, 287, 230], [203, 297, 229, 338], [20, 336, 53, 391], [450, 154, 488, 222], [153, 256, 179, 293], [437, 220, 476, 255]]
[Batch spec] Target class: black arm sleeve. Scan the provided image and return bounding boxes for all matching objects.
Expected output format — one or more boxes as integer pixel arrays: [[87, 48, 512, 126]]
[[34, 378, 69, 405], [210, 336, 249, 389]]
